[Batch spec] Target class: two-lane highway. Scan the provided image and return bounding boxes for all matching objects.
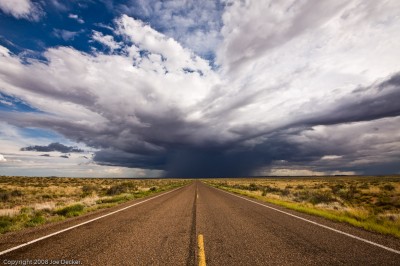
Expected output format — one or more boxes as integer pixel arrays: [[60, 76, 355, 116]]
[[1, 181, 399, 265]]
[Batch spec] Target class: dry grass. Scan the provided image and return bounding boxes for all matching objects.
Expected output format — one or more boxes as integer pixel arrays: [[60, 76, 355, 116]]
[[0, 176, 190, 234], [204, 176, 400, 238]]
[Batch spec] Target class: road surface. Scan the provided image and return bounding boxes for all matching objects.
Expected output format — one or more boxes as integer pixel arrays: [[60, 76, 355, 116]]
[[0, 181, 399, 265]]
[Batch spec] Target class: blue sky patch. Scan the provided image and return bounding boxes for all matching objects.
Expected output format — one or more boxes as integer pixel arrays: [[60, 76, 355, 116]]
[[0, 0, 222, 61], [0, 92, 42, 113], [21, 127, 65, 142]]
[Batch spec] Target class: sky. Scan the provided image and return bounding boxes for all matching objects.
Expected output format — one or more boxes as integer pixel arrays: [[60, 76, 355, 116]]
[[0, 0, 399, 178]]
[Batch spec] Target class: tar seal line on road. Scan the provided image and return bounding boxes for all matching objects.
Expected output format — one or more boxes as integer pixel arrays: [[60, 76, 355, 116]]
[[0, 186, 184, 256], [214, 186, 400, 255], [187, 182, 198, 266]]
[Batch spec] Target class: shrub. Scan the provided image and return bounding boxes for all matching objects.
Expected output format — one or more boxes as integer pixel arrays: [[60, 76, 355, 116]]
[[382, 184, 395, 192], [122, 182, 138, 191], [82, 185, 98, 195], [20, 207, 34, 214], [11, 190, 23, 197], [149, 186, 157, 192], [295, 191, 311, 202], [330, 184, 345, 195], [27, 214, 46, 227], [309, 191, 335, 205], [264, 185, 281, 193], [281, 189, 290, 196], [0, 191, 10, 202], [358, 183, 370, 189], [295, 185, 304, 190], [375, 195, 400, 210], [248, 183, 259, 191], [106, 184, 128, 195], [96, 195, 133, 204], [55, 204, 84, 217], [218, 182, 228, 187], [0, 216, 13, 233], [233, 184, 248, 190], [338, 185, 359, 201]]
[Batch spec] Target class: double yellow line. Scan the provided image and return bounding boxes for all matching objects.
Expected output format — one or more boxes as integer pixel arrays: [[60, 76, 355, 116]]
[[198, 234, 206, 266]]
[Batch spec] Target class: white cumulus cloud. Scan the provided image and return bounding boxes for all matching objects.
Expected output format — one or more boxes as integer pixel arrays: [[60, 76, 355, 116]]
[[0, 0, 43, 21]]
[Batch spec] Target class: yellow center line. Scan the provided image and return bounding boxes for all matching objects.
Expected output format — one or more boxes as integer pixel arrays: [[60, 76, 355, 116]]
[[198, 234, 206, 266]]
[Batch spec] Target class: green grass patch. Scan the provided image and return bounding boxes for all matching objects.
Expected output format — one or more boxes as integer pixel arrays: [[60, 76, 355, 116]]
[[55, 204, 85, 217], [26, 214, 46, 227], [0, 216, 13, 234], [0, 209, 48, 233], [96, 194, 135, 204]]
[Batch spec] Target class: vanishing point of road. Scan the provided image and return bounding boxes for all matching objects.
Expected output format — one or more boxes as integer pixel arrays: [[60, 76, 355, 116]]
[[0, 181, 399, 265]]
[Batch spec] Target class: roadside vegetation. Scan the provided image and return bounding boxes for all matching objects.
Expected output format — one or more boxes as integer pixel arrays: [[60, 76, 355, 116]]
[[0, 176, 189, 234], [204, 176, 400, 238]]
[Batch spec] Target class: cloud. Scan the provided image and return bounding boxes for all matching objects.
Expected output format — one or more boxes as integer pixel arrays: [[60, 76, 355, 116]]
[[92, 31, 121, 51], [0, 151, 161, 177], [21, 142, 84, 153], [93, 148, 165, 169], [68, 13, 84, 24], [298, 73, 400, 126], [114, 0, 223, 58], [267, 168, 326, 177], [1, 1, 400, 177], [53, 29, 83, 41], [0, 99, 12, 106], [285, 116, 400, 175], [0, 154, 6, 162], [264, 168, 356, 176], [321, 155, 342, 160], [0, 0, 43, 21], [48, 0, 68, 12], [217, 0, 350, 73]]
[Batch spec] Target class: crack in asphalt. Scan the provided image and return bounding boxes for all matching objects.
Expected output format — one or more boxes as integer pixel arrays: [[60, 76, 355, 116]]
[[186, 182, 198, 266]]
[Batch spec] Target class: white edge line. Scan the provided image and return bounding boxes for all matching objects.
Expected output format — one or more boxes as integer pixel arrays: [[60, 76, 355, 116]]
[[213, 186, 400, 255], [0, 186, 183, 256]]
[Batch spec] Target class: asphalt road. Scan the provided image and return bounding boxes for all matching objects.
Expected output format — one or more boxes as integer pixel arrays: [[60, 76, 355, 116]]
[[1, 181, 399, 265]]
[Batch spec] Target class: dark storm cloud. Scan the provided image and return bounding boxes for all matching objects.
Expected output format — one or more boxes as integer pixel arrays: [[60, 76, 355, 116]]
[[8, 72, 400, 177], [165, 149, 259, 177], [239, 72, 400, 145], [302, 73, 400, 126], [163, 73, 400, 177], [162, 127, 335, 177], [93, 149, 165, 169], [21, 142, 84, 153], [339, 161, 400, 176], [91, 125, 305, 177]]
